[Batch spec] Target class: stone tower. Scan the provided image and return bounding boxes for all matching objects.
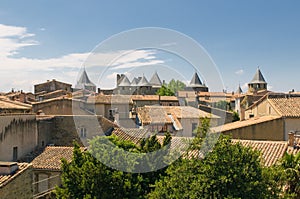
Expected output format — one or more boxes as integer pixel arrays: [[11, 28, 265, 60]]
[[248, 68, 267, 93]]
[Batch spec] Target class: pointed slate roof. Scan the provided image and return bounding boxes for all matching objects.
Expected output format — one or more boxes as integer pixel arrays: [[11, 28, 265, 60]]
[[236, 85, 243, 94], [76, 68, 96, 88], [138, 75, 150, 86], [149, 72, 162, 86], [118, 75, 131, 86], [131, 77, 139, 86], [250, 68, 267, 84], [189, 72, 203, 87]]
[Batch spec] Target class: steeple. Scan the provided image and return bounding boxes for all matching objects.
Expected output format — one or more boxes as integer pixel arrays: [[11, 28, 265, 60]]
[[75, 67, 96, 92], [248, 67, 267, 93]]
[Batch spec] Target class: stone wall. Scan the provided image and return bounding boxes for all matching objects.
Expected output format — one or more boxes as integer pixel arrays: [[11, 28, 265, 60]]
[[0, 165, 33, 199], [38, 115, 115, 147], [33, 98, 90, 115], [222, 117, 284, 141], [34, 80, 72, 94], [0, 114, 38, 161]]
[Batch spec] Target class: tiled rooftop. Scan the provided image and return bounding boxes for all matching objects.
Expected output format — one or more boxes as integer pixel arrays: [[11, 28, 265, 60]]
[[232, 139, 288, 167], [0, 97, 32, 110], [0, 163, 31, 188], [212, 115, 281, 132], [137, 106, 219, 125], [31, 146, 84, 171], [131, 95, 178, 101], [269, 96, 300, 117]]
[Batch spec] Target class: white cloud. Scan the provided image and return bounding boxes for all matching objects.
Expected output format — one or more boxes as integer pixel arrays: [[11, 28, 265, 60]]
[[0, 24, 39, 57], [0, 24, 165, 92], [109, 49, 164, 70], [235, 69, 244, 75]]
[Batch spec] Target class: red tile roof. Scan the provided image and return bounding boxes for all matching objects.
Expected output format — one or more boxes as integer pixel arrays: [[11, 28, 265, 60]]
[[31, 146, 85, 171], [268, 97, 300, 117], [232, 139, 288, 167], [0, 163, 31, 188], [212, 115, 282, 132]]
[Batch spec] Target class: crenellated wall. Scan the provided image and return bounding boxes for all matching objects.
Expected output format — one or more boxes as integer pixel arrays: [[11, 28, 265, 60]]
[[0, 114, 38, 161]]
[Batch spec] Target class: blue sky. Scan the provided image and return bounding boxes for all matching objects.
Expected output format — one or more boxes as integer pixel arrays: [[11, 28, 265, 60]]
[[1, 0, 300, 92]]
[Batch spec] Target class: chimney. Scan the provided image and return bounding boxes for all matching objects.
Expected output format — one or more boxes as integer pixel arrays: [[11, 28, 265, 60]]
[[288, 131, 295, 147], [0, 162, 19, 175], [240, 107, 245, 121]]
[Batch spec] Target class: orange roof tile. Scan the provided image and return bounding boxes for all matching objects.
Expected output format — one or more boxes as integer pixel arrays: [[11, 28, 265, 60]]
[[0, 163, 31, 188], [232, 139, 288, 167], [31, 146, 84, 171], [0, 97, 32, 110], [212, 115, 282, 132], [268, 96, 300, 117]]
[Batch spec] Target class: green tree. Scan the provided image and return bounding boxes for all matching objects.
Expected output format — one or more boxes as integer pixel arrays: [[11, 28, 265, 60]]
[[156, 85, 175, 96], [167, 79, 186, 94], [55, 133, 172, 199], [232, 111, 240, 122], [213, 100, 230, 111], [148, 135, 276, 199], [280, 152, 300, 198]]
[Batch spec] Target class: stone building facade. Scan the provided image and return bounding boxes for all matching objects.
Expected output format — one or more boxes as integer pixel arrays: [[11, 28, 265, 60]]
[[0, 114, 38, 161]]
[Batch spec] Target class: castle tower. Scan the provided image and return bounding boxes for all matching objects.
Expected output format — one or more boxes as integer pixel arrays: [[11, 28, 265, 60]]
[[248, 67, 267, 93], [75, 67, 96, 92], [186, 72, 209, 92]]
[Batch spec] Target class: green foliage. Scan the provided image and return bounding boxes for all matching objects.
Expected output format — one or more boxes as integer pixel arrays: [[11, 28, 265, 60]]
[[192, 117, 211, 149], [213, 100, 230, 111], [156, 79, 186, 96], [167, 79, 186, 94], [279, 152, 300, 198], [149, 135, 276, 199], [156, 85, 175, 96], [55, 133, 172, 199], [232, 111, 240, 122]]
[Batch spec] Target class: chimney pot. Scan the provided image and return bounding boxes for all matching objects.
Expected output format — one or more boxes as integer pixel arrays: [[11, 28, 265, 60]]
[[288, 131, 295, 147]]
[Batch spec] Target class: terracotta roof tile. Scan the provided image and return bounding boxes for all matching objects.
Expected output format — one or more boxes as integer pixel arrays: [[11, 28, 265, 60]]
[[268, 96, 300, 117], [0, 163, 31, 188], [111, 127, 297, 167], [0, 97, 32, 110], [213, 115, 282, 132], [31, 146, 84, 171], [232, 139, 288, 167]]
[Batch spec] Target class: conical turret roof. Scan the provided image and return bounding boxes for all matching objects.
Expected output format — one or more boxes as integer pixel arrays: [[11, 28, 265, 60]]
[[76, 68, 96, 88], [149, 71, 162, 86], [118, 75, 131, 86], [250, 68, 267, 84], [131, 77, 139, 86], [189, 72, 203, 87], [138, 75, 150, 86], [236, 85, 243, 94]]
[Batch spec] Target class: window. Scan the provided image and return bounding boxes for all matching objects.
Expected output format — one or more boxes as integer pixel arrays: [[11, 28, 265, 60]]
[[13, 147, 18, 161], [38, 173, 49, 193], [192, 123, 198, 132], [249, 114, 254, 118], [80, 127, 87, 138]]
